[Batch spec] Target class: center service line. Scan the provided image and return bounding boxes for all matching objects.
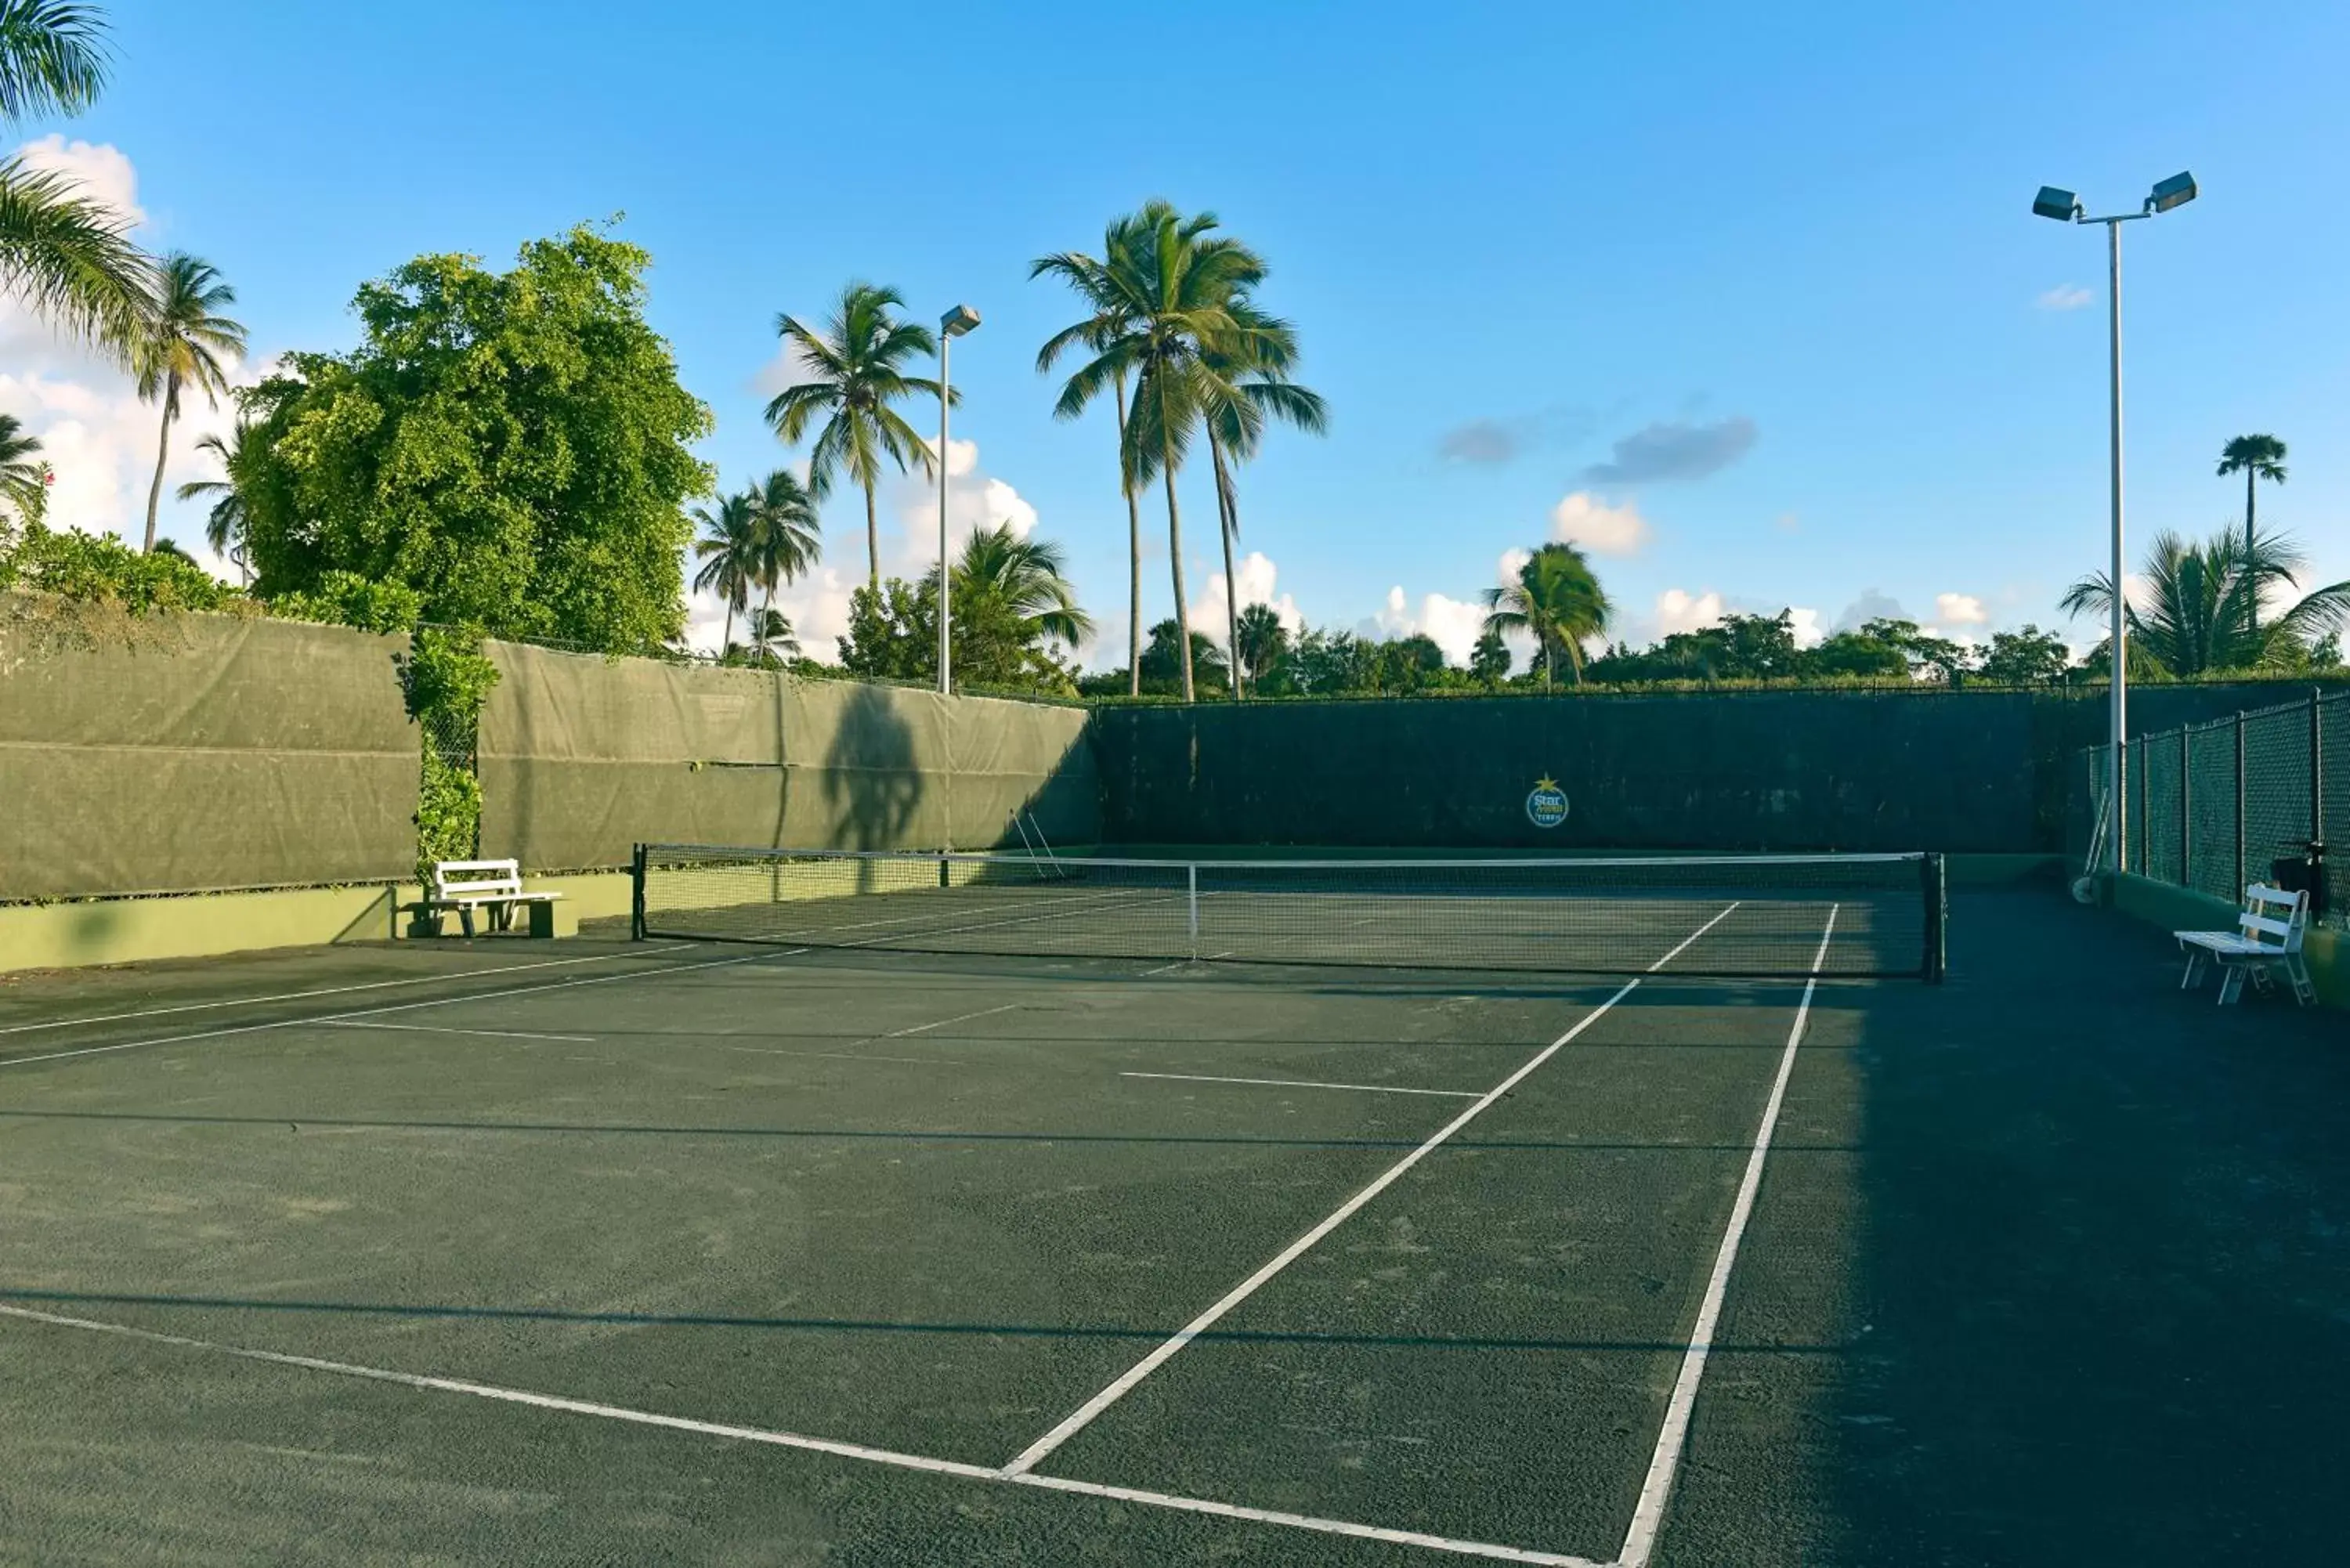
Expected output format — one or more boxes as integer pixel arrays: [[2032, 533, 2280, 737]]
[[1000, 977, 1645, 1478]]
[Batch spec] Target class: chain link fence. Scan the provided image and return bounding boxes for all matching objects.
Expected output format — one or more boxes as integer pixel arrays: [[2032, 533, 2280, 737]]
[[2078, 688, 2341, 928]]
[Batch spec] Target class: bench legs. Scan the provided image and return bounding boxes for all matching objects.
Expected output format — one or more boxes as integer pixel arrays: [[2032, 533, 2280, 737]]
[[2180, 948, 2206, 990]]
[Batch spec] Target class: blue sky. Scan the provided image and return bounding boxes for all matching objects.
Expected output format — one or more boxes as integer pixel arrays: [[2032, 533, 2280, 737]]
[[11, 0, 2346, 666]]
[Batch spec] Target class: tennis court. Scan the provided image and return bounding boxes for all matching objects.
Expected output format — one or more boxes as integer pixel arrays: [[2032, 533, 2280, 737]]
[[3, 875, 2346, 1566]]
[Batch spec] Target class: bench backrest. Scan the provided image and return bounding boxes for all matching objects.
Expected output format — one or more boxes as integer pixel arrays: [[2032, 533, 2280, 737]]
[[2237, 883, 2308, 953], [432, 858, 525, 898]]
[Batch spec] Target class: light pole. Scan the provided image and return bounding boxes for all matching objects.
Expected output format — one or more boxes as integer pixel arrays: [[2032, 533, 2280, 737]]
[[2034, 171, 2196, 876], [936, 304, 981, 694]]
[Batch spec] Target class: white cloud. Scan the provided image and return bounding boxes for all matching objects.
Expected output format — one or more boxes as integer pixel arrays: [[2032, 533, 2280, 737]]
[[1788, 607, 1826, 649], [11, 135, 144, 229], [1653, 587, 1727, 637], [1189, 549, 1303, 649], [1548, 491, 1649, 556], [2037, 284, 2093, 312], [1934, 591, 1989, 626], [1835, 589, 1907, 632]]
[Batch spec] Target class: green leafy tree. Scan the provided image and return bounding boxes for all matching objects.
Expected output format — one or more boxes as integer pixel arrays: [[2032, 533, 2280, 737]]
[[2216, 434, 2287, 641], [1033, 211, 1153, 694], [172, 419, 251, 580], [1285, 626, 1374, 695], [0, 2, 151, 359], [1, 408, 46, 523], [2061, 526, 2350, 677], [738, 605, 797, 666], [1036, 202, 1270, 701], [1233, 601, 1289, 685], [0, 516, 236, 610], [1976, 625, 2071, 686], [1481, 543, 1612, 691], [764, 282, 945, 593], [835, 527, 1090, 695], [1140, 616, 1228, 695], [1202, 294, 1327, 698], [1468, 624, 1510, 684], [1803, 629, 1910, 680], [747, 467, 820, 647], [1859, 618, 1972, 684], [689, 490, 760, 655], [237, 224, 714, 651], [134, 252, 244, 552], [956, 522, 1093, 650]]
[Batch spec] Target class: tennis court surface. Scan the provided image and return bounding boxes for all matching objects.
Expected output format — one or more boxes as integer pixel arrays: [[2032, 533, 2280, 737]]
[[4, 886, 2347, 1566]]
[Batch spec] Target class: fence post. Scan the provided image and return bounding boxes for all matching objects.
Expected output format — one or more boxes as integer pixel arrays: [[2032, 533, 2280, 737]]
[[2178, 724, 2192, 888], [630, 843, 647, 942], [2233, 711, 2247, 899], [2134, 735, 2147, 877], [2314, 688, 2326, 847]]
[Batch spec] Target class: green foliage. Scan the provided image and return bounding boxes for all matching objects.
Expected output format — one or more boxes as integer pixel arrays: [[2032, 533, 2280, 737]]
[[2062, 525, 2350, 677], [836, 574, 1082, 696], [268, 569, 425, 634], [1483, 543, 1613, 689], [133, 251, 246, 551], [237, 222, 714, 654], [0, 517, 239, 612], [396, 626, 500, 883], [414, 725, 483, 883], [1976, 624, 2072, 686]]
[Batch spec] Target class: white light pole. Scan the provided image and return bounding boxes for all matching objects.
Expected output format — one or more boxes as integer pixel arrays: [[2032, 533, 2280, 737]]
[[936, 304, 981, 694], [2034, 171, 2196, 876]]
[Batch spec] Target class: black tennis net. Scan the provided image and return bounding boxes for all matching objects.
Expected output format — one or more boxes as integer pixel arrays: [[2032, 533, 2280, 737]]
[[632, 846, 1947, 980]]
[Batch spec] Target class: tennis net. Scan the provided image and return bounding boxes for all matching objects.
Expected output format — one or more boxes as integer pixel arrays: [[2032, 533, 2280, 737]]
[[633, 845, 1946, 980]]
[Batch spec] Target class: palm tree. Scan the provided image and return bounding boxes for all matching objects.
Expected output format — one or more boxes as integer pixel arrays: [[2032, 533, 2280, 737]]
[[2216, 434, 2287, 641], [0, 408, 45, 519], [764, 282, 945, 593], [956, 522, 1094, 650], [1035, 202, 1271, 701], [172, 420, 251, 579], [134, 252, 245, 552], [746, 466, 821, 641], [0, 2, 152, 359], [2060, 525, 2348, 677], [1482, 543, 1614, 692], [742, 606, 797, 666], [1234, 601, 1288, 685], [689, 490, 761, 656], [1202, 294, 1326, 698], [1033, 211, 1154, 695]]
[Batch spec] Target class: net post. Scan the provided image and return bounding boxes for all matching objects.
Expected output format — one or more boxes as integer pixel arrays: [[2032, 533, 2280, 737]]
[[2178, 724, 2191, 888], [1186, 862, 1199, 959], [630, 843, 647, 942], [2234, 710, 2247, 899], [1921, 852, 1947, 983]]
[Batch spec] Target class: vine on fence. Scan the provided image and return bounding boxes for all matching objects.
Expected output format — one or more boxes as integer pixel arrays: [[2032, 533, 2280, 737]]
[[397, 627, 500, 883]]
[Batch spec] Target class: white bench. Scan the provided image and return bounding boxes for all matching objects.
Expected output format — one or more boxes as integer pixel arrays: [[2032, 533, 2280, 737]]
[[426, 858, 565, 938], [2176, 883, 2315, 1006]]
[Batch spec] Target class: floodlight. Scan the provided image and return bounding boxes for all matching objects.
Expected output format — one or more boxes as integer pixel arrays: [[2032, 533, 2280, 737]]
[[2032, 186, 2081, 222], [941, 304, 981, 337], [2147, 171, 2197, 214]]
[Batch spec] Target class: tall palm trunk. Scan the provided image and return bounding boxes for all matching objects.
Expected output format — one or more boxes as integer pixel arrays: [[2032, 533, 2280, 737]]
[[1209, 432, 1242, 701], [720, 598, 735, 660], [2245, 469, 2258, 648], [1115, 374, 1141, 697], [1162, 452, 1193, 703], [143, 377, 178, 553], [863, 480, 880, 594]]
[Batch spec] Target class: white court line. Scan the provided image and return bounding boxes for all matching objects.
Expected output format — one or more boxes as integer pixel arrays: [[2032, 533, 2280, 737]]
[[721, 1046, 968, 1068], [331, 1021, 596, 1044], [884, 1003, 1021, 1038], [1000, 977, 1644, 1478], [1645, 901, 1740, 972], [0, 950, 796, 1071], [0, 945, 699, 1037], [0, 1302, 1603, 1568], [1615, 904, 1838, 1568], [1120, 1071, 1481, 1100]]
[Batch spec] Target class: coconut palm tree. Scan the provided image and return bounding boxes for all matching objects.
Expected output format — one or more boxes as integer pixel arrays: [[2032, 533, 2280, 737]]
[[955, 522, 1094, 650], [746, 466, 821, 641], [172, 420, 251, 579], [0, 408, 45, 520], [134, 252, 245, 552], [689, 490, 761, 657], [1202, 295, 1326, 698], [1234, 601, 1288, 685], [0, 2, 153, 359], [741, 606, 797, 666], [764, 282, 946, 593], [2060, 525, 2348, 677], [1033, 211, 1153, 694], [1034, 202, 1271, 701], [2216, 434, 2287, 641], [1482, 543, 1614, 692]]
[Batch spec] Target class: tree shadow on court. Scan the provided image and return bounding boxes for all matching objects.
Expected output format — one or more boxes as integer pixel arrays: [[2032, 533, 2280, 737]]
[[815, 684, 927, 886], [1734, 891, 2350, 1567]]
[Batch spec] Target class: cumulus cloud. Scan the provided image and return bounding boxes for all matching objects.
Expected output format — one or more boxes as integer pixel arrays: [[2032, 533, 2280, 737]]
[[1787, 607, 1827, 649], [1548, 491, 1648, 556], [1835, 589, 1909, 632], [1582, 415, 1757, 485], [11, 135, 143, 228], [2037, 284, 2093, 311], [1934, 591, 1988, 626], [1369, 584, 1490, 667], [1189, 549, 1304, 650], [1437, 418, 1520, 464], [1652, 587, 1727, 637]]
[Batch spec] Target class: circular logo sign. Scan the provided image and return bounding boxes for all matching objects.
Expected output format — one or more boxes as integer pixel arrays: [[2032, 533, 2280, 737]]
[[1525, 776, 1569, 829]]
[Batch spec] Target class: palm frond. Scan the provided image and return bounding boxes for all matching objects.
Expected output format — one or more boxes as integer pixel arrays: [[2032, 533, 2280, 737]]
[[0, 154, 152, 359], [0, 0, 110, 123]]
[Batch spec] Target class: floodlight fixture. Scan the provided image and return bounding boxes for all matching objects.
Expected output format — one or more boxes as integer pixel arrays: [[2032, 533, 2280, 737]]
[[942, 304, 981, 338], [2033, 186, 2083, 222], [2146, 171, 2197, 215]]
